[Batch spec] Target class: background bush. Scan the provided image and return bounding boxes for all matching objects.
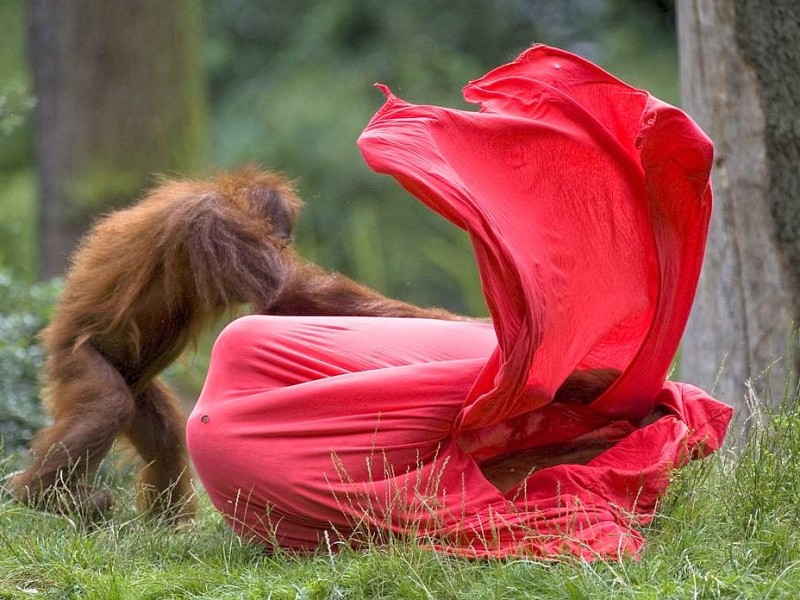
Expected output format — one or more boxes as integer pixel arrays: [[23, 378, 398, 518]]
[[0, 271, 59, 457]]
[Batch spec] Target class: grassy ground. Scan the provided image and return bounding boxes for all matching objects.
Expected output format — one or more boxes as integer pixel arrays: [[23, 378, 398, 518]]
[[1, 395, 799, 600]]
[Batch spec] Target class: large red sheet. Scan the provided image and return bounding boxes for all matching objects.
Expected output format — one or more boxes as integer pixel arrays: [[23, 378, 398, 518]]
[[187, 45, 732, 560]]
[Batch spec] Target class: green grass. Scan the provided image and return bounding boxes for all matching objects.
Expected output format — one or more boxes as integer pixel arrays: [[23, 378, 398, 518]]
[[2, 394, 800, 599]]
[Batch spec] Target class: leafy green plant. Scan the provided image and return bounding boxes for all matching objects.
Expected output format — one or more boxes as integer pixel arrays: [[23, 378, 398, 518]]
[[0, 270, 60, 457]]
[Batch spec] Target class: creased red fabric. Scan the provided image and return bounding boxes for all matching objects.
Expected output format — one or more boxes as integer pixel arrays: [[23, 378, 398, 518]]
[[187, 45, 732, 560]]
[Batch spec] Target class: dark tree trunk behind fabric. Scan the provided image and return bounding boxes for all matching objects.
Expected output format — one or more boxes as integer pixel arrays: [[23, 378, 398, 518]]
[[678, 0, 800, 417], [30, 0, 207, 278]]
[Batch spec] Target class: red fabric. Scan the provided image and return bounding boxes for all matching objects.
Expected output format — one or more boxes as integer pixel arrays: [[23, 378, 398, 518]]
[[187, 45, 732, 560]]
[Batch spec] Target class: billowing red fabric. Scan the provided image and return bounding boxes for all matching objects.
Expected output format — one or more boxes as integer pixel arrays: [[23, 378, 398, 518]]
[[187, 45, 732, 560]]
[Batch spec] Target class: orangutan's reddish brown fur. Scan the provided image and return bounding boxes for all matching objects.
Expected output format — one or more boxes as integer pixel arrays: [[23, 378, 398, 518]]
[[6, 167, 457, 522]]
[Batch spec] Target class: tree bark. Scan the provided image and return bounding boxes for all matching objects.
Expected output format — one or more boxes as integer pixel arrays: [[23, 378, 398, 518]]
[[678, 0, 800, 416], [30, 0, 207, 278]]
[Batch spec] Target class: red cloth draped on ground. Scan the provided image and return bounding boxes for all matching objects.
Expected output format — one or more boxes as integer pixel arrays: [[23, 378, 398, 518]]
[[186, 45, 732, 560]]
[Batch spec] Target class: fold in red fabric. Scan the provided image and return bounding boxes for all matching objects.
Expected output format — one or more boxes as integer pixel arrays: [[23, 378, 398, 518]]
[[187, 45, 732, 560]]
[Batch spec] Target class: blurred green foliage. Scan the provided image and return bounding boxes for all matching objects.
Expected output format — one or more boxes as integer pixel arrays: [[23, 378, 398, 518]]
[[0, 1, 36, 281], [0, 270, 60, 455]]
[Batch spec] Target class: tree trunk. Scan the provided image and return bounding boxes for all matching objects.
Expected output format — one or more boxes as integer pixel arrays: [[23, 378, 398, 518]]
[[677, 0, 800, 416], [30, 0, 207, 278]]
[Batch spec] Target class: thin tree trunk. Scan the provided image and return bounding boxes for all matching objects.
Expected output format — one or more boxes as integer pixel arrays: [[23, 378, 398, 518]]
[[30, 0, 207, 278], [678, 0, 800, 416]]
